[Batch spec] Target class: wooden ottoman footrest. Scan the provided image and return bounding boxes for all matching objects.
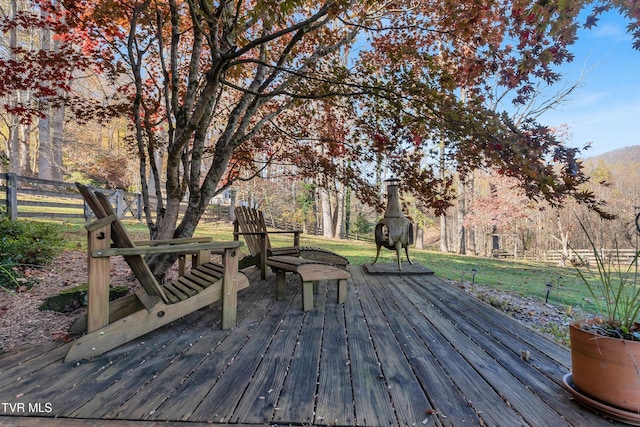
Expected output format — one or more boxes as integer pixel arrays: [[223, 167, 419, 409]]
[[266, 255, 351, 311]]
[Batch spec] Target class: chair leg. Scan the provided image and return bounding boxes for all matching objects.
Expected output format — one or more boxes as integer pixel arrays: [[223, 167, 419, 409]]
[[302, 281, 314, 311], [337, 279, 347, 304], [276, 270, 287, 300], [87, 224, 111, 332]]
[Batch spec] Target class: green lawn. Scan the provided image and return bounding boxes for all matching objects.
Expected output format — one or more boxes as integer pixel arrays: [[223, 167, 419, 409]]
[[294, 231, 603, 316]]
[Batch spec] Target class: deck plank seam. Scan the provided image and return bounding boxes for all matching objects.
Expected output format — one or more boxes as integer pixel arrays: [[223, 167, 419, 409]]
[[2, 306, 217, 411], [98, 310, 232, 419], [186, 277, 301, 423], [230, 302, 307, 423], [409, 275, 571, 367], [79, 276, 266, 421], [144, 287, 275, 421]]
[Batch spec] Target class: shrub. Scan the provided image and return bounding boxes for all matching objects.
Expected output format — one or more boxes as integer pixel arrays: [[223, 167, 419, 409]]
[[0, 217, 63, 291]]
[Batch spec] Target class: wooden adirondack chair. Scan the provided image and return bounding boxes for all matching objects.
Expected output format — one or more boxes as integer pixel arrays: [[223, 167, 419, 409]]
[[233, 206, 348, 279], [65, 184, 249, 362]]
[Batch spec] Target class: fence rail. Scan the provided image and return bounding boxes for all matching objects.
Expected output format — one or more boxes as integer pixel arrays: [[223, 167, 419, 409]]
[[0, 173, 148, 221], [0, 173, 235, 223], [492, 248, 639, 266], [537, 248, 638, 266]]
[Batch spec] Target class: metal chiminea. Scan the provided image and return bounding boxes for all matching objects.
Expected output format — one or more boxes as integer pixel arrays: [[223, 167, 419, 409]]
[[373, 178, 414, 270]]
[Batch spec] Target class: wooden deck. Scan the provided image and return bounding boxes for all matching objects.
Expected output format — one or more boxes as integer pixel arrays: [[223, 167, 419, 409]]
[[0, 264, 620, 426]]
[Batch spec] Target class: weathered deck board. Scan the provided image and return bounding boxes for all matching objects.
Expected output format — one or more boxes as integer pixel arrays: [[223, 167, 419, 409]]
[[272, 281, 325, 424], [406, 275, 599, 424], [0, 343, 67, 390], [370, 272, 518, 426], [149, 288, 282, 422], [0, 341, 62, 365], [345, 267, 398, 426], [230, 297, 306, 423], [73, 308, 227, 419], [187, 287, 296, 423], [0, 265, 625, 426], [315, 295, 353, 425], [399, 281, 564, 425], [351, 265, 436, 426]]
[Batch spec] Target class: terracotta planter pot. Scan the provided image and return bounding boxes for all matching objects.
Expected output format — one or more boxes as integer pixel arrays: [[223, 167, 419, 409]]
[[570, 321, 640, 412]]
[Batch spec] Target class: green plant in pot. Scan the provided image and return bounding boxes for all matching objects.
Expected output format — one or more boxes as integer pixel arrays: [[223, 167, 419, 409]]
[[565, 218, 640, 421]]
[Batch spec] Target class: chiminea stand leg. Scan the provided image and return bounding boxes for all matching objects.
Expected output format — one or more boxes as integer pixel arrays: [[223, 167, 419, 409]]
[[373, 245, 382, 264], [395, 243, 403, 271], [405, 246, 413, 265]]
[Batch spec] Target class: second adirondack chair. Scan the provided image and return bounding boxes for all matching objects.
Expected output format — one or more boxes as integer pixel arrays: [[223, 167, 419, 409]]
[[233, 206, 348, 279]]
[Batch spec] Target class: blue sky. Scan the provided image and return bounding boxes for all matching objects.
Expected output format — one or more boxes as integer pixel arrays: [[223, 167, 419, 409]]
[[537, 10, 640, 158]]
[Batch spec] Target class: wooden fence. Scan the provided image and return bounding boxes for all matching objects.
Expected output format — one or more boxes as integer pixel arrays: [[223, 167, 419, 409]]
[[536, 248, 638, 266], [0, 173, 236, 222], [0, 173, 144, 221], [491, 247, 639, 266]]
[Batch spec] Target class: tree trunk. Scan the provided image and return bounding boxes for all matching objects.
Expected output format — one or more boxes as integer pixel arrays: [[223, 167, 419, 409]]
[[440, 213, 449, 252], [439, 139, 449, 253], [457, 177, 466, 255], [229, 189, 236, 222], [51, 3, 65, 181], [51, 102, 65, 180], [320, 188, 334, 238], [344, 186, 351, 239], [37, 5, 53, 180], [20, 123, 32, 175], [8, 121, 20, 174], [335, 182, 345, 239], [467, 173, 477, 255], [414, 225, 424, 249], [38, 114, 52, 179], [7, 0, 20, 174]]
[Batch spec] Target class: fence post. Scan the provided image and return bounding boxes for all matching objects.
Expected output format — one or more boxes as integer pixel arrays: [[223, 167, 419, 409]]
[[137, 192, 142, 220], [1, 173, 6, 216], [83, 194, 91, 220], [229, 190, 236, 222], [7, 173, 17, 220], [115, 189, 124, 219]]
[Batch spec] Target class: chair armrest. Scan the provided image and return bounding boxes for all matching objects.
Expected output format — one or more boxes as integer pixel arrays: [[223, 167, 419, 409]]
[[266, 230, 301, 246], [92, 240, 243, 258], [135, 237, 213, 246], [233, 231, 268, 236], [233, 230, 300, 236]]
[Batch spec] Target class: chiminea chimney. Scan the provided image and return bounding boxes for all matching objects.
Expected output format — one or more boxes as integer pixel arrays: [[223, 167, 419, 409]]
[[373, 178, 413, 270]]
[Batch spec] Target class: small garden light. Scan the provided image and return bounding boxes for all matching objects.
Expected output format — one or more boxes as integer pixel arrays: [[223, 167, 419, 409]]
[[545, 281, 554, 303], [471, 268, 478, 284]]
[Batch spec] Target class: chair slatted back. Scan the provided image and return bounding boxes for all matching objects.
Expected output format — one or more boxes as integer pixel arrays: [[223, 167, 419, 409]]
[[76, 183, 169, 303], [234, 206, 272, 257]]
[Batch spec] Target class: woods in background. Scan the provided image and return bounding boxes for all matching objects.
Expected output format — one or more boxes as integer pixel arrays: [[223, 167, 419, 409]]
[[1, 0, 639, 277]]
